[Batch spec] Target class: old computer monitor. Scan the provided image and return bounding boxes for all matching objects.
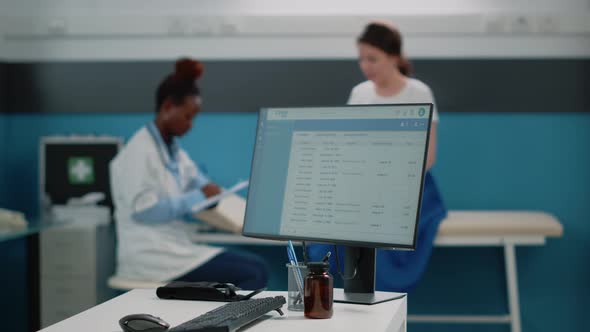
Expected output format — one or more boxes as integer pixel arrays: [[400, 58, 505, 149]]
[[243, 104, 433, 304], [40, 136, 122, 212]]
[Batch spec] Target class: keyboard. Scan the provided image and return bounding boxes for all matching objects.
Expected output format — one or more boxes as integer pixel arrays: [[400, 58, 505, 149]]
[[169, 296, 286, 332]]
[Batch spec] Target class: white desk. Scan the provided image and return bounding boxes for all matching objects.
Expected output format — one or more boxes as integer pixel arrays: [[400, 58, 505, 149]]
[[39, 289, 407, 332], [191, 210, 563, 332]]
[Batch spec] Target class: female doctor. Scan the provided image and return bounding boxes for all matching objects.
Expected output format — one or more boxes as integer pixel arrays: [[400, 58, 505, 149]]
[[110, 59, 268, 289], [309, 22, 447, 292]]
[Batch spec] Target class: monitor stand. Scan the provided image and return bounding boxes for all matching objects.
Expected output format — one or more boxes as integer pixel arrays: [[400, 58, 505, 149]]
[[333, 246, 406, 305]]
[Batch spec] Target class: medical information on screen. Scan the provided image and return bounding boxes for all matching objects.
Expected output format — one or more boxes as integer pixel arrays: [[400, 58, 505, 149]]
[[279, 130, 426, 245]]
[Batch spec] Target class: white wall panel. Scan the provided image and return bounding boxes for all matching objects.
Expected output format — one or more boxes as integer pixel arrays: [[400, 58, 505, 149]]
[[1, 1, 589, 60]]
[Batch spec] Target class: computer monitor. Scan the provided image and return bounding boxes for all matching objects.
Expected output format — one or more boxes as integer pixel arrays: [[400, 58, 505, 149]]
[[40, 136, 122, 213], [243, 104, 433, 304]]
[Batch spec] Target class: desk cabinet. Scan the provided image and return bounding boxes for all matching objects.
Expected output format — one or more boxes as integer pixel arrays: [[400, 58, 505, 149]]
[[39, 223, 116, 328]]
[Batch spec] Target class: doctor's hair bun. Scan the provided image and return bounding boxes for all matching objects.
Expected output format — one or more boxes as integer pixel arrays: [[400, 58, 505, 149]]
[[155, 58, 202, 111], [174, 58, 204, 81]]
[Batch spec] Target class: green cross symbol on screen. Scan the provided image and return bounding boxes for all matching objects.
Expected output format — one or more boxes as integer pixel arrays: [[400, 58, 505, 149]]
[[68, 157, 95, 185]]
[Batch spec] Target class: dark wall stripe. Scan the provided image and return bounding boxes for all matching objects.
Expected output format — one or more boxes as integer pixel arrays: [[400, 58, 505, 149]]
[[0, 64, 7, 113], [415, 60, 590, 113], [3, 60, 589, 113]]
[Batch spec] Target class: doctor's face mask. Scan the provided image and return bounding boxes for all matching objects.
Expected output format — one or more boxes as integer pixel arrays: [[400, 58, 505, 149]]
[[168, 95, 201, 137]]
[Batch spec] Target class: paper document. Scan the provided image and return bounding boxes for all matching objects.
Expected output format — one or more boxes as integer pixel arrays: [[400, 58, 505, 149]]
[[195, 194, 247, 233], [191, 180, 249, 213]]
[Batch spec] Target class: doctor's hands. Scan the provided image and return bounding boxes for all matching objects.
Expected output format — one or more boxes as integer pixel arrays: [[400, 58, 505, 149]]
[[202, 183, 222, 198]]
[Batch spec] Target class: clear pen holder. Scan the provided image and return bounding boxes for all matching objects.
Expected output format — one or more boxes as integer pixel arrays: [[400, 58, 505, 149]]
[[286, 263, 308, 311]]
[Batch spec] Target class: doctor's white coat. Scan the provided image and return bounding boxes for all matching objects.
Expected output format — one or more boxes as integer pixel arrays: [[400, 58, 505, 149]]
[[110, 126, 222, 282]]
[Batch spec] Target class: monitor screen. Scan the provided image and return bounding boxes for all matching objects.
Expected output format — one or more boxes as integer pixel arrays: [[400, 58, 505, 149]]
[[243, 104, 433, 250], [41, 138, 121, 211]]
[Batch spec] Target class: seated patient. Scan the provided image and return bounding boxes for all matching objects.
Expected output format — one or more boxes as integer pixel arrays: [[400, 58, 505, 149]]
[[309, 22, 447, 292], [110, 58, 268, 289]]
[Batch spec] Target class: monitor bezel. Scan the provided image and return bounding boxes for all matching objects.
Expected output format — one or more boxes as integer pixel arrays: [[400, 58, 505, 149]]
[[242, 103, 434, 250]]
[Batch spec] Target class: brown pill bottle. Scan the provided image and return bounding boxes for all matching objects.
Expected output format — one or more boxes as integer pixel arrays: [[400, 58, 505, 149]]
[[304, 261, 333, 319]]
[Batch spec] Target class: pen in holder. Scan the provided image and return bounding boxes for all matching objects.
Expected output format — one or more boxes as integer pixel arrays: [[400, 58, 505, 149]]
[[286, 262, 308, 311]]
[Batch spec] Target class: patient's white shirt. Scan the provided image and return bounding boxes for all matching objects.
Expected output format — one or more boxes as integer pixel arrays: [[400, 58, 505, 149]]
[[347, 78, 440, 122]]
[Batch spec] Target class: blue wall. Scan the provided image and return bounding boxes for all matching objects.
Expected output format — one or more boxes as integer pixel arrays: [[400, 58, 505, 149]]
[[413, 112, 590, 331], [0, 112, 588, 331], [0, 113, 30, 332], [1, 113, 7, 200]]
